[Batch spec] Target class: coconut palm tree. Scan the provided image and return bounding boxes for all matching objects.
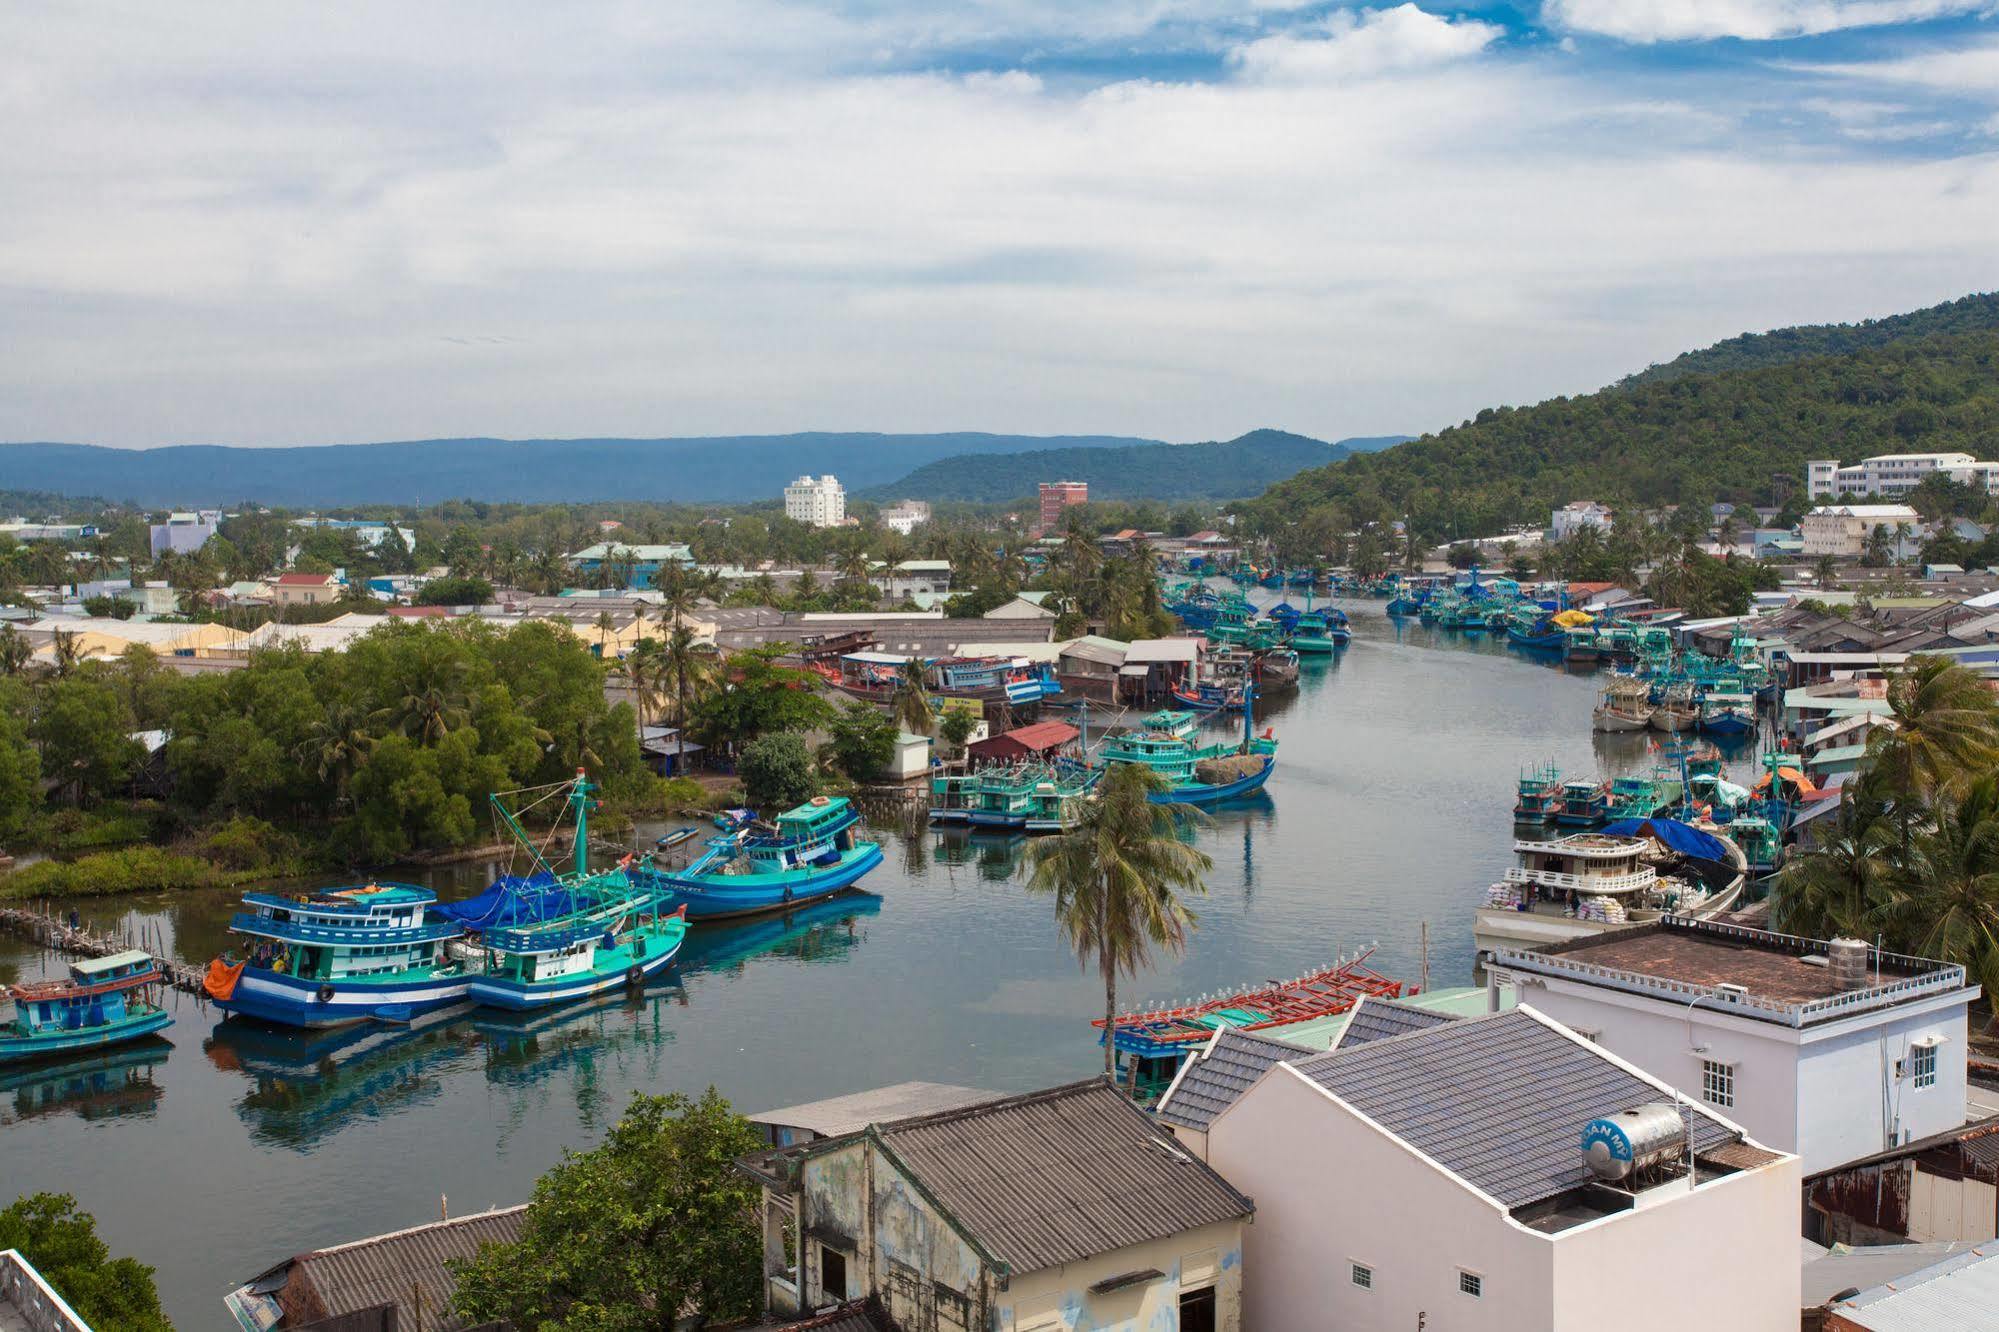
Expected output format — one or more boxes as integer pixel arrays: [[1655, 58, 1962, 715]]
[[623, 635, 667, 736], [660, 626, 716, 772], [1772, 780, 1895, 939], [892, 659, 934, 736], [1882, 775, 1999, 1033], [1026, 763, 1213, 1079], [49, 628, 80, 679], [298, 702, 376, 808], [656, 564, 700, 631], [0, 625, 29, 677], [1867, 656, 1999, 806]]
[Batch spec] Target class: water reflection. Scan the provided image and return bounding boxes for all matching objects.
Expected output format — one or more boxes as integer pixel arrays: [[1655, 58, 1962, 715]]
[[0, 1041, 171, 1125], [676, 892, 882, 975]]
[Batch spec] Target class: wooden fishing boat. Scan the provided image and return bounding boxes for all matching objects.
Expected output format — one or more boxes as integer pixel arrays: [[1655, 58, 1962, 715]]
[[2, 951, 173, 1063], [1554, 779, 1609, 828], [1649, 682, 1699, 732], [466, 903, 689, 1011], [636, 796, 883, 920], [1698, 691, 1757, 738], [1593, 677, 1653, 732], [656, 827, 699, 850], [1513, 762, 1563, 822]]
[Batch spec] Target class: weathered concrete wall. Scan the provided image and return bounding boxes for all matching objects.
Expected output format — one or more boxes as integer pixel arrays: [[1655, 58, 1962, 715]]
[[998, 1218, 1244, 1332]]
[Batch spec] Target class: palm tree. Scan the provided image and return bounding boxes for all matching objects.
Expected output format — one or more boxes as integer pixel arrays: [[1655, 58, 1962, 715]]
[[1883, 775, 1999, 1033], [836, 545, 874, 593], [892, 659, 934, 736], [49, 628, 79, 678], [1026, 763, 1213, 1079], [0, 625, 29, 677], [1815, 554, 1840, 589], [1773, 782, 1895, 939], [1867, 656, 1999, 806], [656, 564, 700, 631], [660, 626, 716, 773], [529, 549, 566, 595], [298, 702, 376, 808], [623, 635, 667, 736]]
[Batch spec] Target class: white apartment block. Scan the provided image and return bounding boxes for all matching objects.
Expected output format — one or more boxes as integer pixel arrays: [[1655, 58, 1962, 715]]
[[1808, 453, 1999, 501], [1800, 504, 1922, 559], [1551, 501, 1612, 541], [783, 475, 846, 528], [1487, 918, 1976, 1176], [878, 500, 930, 535]]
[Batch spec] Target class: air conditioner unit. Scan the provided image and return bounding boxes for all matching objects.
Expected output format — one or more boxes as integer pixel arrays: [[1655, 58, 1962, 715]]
[[1914, 1034, 1947, 1049]]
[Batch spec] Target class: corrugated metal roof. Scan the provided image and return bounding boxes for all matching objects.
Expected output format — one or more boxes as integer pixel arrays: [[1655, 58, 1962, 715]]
[[1802, 1243, 1975, 1308], [1330, 995, 1460, 1051], [1154, 1028, 1316, 1132], [294, 1206, 526, 1330], [877, 1079, 1251, 1274], [1831, 1245, 1999, 1329], [1292, 1008, 1740, 1208], [749, 1082, 1001, 1138]]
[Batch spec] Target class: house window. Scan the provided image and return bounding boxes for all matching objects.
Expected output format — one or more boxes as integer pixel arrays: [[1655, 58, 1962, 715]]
[[819, 1245, 847, 1301], [1459, 1270, 1483, 1298], [1350, 1262, 1373, 1289], [1702, 1059, 1735, 1108], [1912, 1043, 1938, 1089], [1178, 1285, 1217, 1332]]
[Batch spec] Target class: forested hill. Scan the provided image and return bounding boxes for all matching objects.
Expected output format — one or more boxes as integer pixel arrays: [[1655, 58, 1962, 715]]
[[869, 430, 1410, 503], [1246, 329, 1999, 544], [0, 432, 1167, 507], [1620, 291, 1999, 388]]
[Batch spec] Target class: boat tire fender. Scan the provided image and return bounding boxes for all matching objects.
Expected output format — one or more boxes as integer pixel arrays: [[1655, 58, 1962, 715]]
[[316, 984, 335, 1004], [782, 885, 794, 903], [626, 965, 644, 987]]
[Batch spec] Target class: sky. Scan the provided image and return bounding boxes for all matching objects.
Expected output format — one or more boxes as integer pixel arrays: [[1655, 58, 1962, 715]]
[[2, 1, 1996, 449]]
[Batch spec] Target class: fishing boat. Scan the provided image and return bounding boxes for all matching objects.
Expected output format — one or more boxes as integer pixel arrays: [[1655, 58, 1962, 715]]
[[2, 951, 172, 1063], [1253, 646, 1300, 690], [1593, 677, 1654, 732], [636, 795, 883, 920], [1649, 682, 1699, 733], [1094, 689, 1277, 806], [825, 652, 1061, 706], [1100, 951, 1407, 1102], [1474, 820, 1747, 957], [1554, 779, 1609, 828], [714, 808, 754, 832], [1506, 612, 1567, 654], [1606, 770, 1680, 821], [466, 902, 689, 1011], [1513, 762, 1563, 823], [1698, 690, 1757, 739]]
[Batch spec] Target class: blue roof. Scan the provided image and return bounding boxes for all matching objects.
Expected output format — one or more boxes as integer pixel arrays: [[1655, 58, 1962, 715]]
[[1599, 817, 1730, 862]]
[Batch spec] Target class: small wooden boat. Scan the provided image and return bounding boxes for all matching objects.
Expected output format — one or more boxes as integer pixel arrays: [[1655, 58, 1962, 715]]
[[1649, 683, 1699, 733], [1593, 678, 1654, 733], [656, 827, 700, 850], [2, 951, 173, 1063]]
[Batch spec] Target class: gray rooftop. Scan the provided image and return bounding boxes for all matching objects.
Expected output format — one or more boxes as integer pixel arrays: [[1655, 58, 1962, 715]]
[[1292, 1007, 1741, 1209], [1803, 1242, 1979, 1309], [285, 1206, 526, 1331], [877, 1079, 1252, 1274], [1330, 995, 1461, 1051], [749, 1081, 1000, 1139], [1154, 1028, 1316, 1133], [1828, 1245, 1999, 1329]]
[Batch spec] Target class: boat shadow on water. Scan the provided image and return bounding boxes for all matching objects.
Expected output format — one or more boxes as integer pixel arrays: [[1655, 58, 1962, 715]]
[[0, 1038, 172, 1126]]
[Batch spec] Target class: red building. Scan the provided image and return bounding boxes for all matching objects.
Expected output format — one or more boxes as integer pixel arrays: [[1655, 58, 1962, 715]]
[[1038, 480, 1088, 534]]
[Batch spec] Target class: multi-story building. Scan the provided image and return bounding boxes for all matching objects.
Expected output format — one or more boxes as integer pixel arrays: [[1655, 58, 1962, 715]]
[[1486, 917, 1978, 1174], [149, 510, 222, 557], [1038, 480, 1088, 534], [268, 572, 343, 607], [1801, 504, 1922, 559], [877, 499, 930, 535], [563, 542, 694, 590], [1808, 452, 1999, 501], [1550, 500, 1612, 541], [783, 475, 846, 528], [1196, 1004, 1800, 1332]]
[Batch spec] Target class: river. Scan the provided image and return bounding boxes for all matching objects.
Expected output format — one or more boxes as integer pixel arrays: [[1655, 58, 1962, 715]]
[[0, 600, 1749, 1328]]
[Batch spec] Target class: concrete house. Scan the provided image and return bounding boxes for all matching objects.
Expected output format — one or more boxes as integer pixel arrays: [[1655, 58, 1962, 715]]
[[269, 571, 343, 607], [742, 1079, 1252, 1331], [1202, 1005, 1800, 1332], [1486, 917, 1978, 1175]]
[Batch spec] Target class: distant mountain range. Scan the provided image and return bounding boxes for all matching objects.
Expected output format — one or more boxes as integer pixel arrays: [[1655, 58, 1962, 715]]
[[0, 428, 1406, 508], [866, 429, 1410, 504]]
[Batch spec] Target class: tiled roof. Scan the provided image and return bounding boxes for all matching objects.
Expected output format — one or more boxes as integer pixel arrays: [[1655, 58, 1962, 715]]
[[1330, 995, 1460, 1050], [1155, 1028, 1315, 1133], [1291, 1008, 1740, 1208], [877, 1079, 1251, 1274], [291, 1206, 525, 1330]]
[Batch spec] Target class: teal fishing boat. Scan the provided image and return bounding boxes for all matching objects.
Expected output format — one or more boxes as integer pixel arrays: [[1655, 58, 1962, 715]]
[[1513, 763, 1563, 822], [1095, 687, 1278, 805], [637, 796, 884, 920], [467, 902, 689, 1011], [2, 951, 173, 1063]]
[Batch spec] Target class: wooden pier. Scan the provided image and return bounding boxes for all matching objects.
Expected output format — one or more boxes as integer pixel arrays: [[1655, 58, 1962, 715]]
[[0, 903, 210, 997]]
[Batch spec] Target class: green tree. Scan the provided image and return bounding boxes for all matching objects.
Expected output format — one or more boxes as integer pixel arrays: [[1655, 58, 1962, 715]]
[[737, 733, 817, 811], [31, 677, 140, 804], [0, 1193, 171, 1332], [688, 646, 833, 752], [1883, 776, 1999, 1035], [450, 1089, 762, 1332], [891, 658, 934, 736], [414, 575, 494, 605], [938, 708, 978, 756], [1026, 763, 1212, 1078], [0, 697, 39, 839], [824, 702, 898, 781]]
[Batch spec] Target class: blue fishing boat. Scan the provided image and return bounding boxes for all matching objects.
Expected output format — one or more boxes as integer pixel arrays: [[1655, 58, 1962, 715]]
[[1554, 779, 1609, 828], [1698, 691, 1757, 738], [1095, 686, 1278, 805], [636, 795, 884, 920], [466, 903, 689, 1011], [2, 951, 173, 1063]]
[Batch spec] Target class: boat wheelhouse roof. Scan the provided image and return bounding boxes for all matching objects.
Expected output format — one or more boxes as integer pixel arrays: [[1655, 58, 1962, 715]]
[[245, 883, 435, 912], [842, 651, 914, 666], [71, 949, 154, 976], [1515, 832, 1646, 857], [775, 796, 854, 831]]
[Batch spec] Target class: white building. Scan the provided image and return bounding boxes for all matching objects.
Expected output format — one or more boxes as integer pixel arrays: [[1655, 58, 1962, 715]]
[[867, 559, 952, 601], [1551, 501, 1613, 541], [148, 510, 221, 557], [878, 499, 930, 535], [1487, 918, 1977, 1175], [290, 518, 416, 552], [1801, 504, 1922, 559], [784, 475, 846, 528], [1809, 452, 1999, 501], [1189, 1004, 1799, 1332]]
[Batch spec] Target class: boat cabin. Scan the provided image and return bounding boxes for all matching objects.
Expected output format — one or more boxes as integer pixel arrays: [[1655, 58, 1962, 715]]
[[4, 949, 160, 1035], [231, 884, 461, 983]]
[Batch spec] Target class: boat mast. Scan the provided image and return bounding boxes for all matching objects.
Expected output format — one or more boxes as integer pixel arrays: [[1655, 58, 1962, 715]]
[[1243, 677, 1256, 751], [570, 770, 595, 878]]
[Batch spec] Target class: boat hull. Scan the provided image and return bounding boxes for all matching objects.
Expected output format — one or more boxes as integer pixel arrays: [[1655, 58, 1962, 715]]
[[1700, 711, 1756, 738], [1150, 755, 1275, 806], [1592, 707, 1652, 733], [0, 1008, 173, 1063], [466, 933, 685, 1012], [1649, 709, 1696, 733], [651, 843, 885, 921], [212, 967, 472, 1029], [1290, 637, 1338, 654]]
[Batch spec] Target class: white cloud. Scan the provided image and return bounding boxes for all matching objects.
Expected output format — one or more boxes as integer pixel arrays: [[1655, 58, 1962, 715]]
[[1545, 0, 1994, 43], [0, 3, 1995, 447], [1790, 37, 1999, 95], [1231, 5, 1503, 82]]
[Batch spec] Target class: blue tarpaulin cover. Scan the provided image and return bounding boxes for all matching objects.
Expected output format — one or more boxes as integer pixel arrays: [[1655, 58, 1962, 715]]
[[430, 873, 583, 929], [1599, 817, 1730, 863]]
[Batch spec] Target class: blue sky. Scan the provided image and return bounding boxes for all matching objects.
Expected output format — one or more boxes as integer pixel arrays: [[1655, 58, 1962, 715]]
[[1, 1, 1995, 448]]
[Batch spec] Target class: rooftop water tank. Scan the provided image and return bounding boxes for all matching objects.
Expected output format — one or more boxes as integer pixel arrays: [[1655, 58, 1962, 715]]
[[1582, 1103, 1686, 1182], [1828, 937, 1870, 992]]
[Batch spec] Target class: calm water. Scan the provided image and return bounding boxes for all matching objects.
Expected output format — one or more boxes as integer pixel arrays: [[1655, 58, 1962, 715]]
[[1, 601, 1739, 1328]]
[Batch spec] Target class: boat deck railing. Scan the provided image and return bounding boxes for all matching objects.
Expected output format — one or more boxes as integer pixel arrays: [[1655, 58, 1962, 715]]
[[229, 912, 463, 947], [1505, 866, 1658, 895]]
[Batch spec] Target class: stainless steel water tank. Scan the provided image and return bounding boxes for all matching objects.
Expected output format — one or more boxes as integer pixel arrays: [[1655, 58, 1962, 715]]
[[1582, 1102, 1687, 1181]]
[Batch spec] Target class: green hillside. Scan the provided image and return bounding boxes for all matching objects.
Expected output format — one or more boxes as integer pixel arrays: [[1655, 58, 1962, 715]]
[[1245, 327, 1999, 545], [867, 429, 1408, 503], [1621, 291, 1999, 387]]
